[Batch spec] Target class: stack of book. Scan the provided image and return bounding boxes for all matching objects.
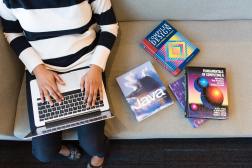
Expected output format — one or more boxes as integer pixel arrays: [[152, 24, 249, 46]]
[[116, 20, 229, 128], [169, 66, 229, 128]]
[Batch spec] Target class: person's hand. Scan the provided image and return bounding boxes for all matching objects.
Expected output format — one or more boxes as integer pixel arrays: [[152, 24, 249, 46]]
[[80, 64, 103, 107], [33, 64, 65, 106]]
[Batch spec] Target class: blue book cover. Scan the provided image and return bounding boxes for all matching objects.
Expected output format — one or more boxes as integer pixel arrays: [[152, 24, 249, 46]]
[[141, 20, 200, 76], [169, 77, 207, 128], [116, 61, 173, 122]]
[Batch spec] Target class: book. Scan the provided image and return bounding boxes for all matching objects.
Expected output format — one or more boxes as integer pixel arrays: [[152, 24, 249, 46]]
[[140, 20, 200, 76], [186, 66, 229, 119], [169, 76, 207, 128], [116, 61, 174, 122]]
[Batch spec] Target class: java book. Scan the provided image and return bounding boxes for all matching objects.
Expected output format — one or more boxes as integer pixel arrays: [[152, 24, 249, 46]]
[[169, 76, 207, 128], [116, 61, 173, 122], [186, 67, 229, 119], [140, 20, 199, 76]]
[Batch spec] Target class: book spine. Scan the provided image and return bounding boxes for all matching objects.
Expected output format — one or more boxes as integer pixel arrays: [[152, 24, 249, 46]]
[[223, 68, 229, 119], [141, 39, 158, 56], [171, 69, 181, 76], [185, 69, 189, 118], [140, 41, 159, 65]]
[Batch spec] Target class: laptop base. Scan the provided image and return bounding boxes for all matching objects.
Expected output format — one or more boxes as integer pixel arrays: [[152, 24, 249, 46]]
[[24, 110, 114, 139]]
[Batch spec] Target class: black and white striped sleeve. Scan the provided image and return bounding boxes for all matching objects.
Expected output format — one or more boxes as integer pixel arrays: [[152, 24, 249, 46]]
[[89, 0, 119, 71], [0, 1, 43, 73]]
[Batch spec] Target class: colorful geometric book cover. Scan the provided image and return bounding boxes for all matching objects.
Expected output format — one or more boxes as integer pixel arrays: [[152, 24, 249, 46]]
[[169, 76, 207, 128], [116, 61, 174, 122], [140, 20, 200, 76], [186, 67, 229, 119]]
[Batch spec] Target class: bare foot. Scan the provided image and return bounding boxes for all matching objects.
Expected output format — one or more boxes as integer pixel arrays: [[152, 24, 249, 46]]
[[59, 145, 70, 156], [91, 156, 104, 167], [59, 145, 82, 160]]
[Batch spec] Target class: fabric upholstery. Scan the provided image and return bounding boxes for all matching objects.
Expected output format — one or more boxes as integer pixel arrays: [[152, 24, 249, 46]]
[[104, 20, 252, 138], [14, 20, 252, 139], [0, 24, 24, 136], [13, 77, 29, 139], [0, 135, 19, 140], [111, 0, 252, 21]]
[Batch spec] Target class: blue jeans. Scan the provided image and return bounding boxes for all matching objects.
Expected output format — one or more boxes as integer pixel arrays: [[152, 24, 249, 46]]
[[26, 71, 107, 163]]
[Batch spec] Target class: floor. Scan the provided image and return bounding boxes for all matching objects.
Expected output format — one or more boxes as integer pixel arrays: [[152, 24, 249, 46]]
[[0, 138, 252, 168]]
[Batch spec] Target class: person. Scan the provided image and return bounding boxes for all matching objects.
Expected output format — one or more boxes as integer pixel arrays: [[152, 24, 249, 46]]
[[0, 0, 118, 167]]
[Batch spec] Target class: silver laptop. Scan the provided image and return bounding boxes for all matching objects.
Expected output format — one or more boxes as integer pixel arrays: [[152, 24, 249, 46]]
[[24, 67, 114, 139]]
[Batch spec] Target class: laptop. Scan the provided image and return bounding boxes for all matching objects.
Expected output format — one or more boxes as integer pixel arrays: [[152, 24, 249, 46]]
[[24, 67, 114, 139]]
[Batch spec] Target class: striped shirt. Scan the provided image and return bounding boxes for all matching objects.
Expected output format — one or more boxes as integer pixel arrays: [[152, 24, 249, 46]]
[[0, 0, 119, 73]]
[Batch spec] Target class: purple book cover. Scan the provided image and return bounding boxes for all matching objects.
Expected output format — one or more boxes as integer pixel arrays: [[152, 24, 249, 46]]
[[186, 67, 229, 119], [116, 61, 173, 122], [169, 77, 207, 128]]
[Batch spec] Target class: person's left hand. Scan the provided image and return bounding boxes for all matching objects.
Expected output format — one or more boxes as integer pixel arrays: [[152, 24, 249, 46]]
[[80, 64, 103, 107]]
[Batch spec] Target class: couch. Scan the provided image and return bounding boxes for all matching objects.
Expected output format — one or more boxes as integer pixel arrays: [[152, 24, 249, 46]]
[[1, 0, 252, 140]]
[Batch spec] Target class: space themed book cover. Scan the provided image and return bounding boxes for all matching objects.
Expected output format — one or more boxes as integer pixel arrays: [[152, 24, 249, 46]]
[[140, 20, 200, 76], [116, 61, 173, 122], [185, 67, 229, 119], [169, 76, 208, 128]]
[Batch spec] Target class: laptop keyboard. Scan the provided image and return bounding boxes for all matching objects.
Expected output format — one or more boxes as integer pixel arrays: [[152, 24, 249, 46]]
[[37, 89, 104, 122]]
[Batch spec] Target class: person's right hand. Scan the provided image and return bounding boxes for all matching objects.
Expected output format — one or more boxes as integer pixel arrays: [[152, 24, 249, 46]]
[[33, 64, 65, 106]]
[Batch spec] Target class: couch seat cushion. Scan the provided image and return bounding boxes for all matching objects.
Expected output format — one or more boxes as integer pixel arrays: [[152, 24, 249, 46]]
[[14, 20, 252, 139]]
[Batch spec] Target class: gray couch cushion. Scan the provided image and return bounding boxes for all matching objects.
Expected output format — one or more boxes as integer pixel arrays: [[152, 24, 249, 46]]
[[105, 20, 252, 138], [14, 20, 252, 139], [13, 77, 29, 139], [112, 0, 252, 21], [0, 24, 24, 136]]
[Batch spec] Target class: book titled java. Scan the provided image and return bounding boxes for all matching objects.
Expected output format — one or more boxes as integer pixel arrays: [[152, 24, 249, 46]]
[[141, 20, 199, 76], [116, 61, 173, 122]]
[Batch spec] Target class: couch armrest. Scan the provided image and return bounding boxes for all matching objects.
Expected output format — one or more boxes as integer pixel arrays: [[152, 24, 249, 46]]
[[0, 25, 24, 136]]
